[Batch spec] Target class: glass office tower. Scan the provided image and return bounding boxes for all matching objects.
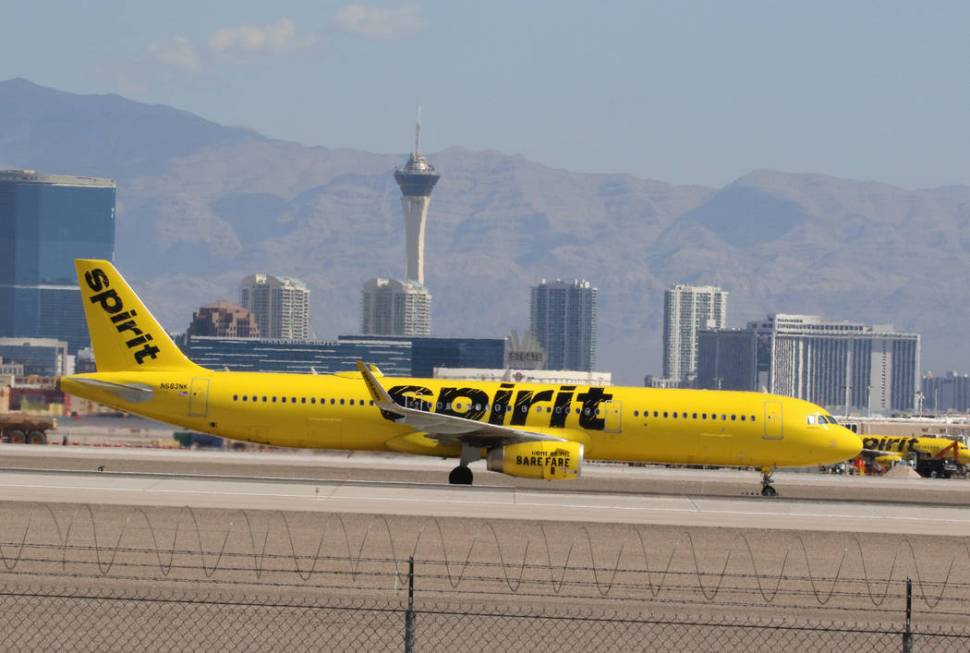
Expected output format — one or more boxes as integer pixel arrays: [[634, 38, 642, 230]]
[[0, 170, 116, 352]]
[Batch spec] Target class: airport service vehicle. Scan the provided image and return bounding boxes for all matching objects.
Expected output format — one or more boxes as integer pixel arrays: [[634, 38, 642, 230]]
[[862, 434, 970, 478], [58, 260, 863, 496], [0, 413, 54, 444]]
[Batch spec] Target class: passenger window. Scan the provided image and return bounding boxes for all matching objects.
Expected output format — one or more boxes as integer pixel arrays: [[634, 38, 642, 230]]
[[653, 411, 658, 417], [702, 413, 707, 419], [262, 396, 267, 402], [301, 398, 306, 404], [281, 397, 287, 403], [721, 415, 727, 421], [242, 396, 247, 402], [692, 413, 697, 419], [663, 411, 668, 418], [633, 410, 639, 417], [272, 397, 277, 402], [233, 394, 238, 401], [330, 398, 335, 405], [731, 415, 736, 421], [751, 416, 756, 422], [349, 399, 355, 406], [340, 399, 345, 405], [370, 400, 375, 406], [311, 398, 316, 404], [741, 415, 746, 421]]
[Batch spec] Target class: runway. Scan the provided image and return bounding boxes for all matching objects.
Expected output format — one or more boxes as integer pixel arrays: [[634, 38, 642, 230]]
[[1, 465, 969, 535], [3, 442, 970, 503]]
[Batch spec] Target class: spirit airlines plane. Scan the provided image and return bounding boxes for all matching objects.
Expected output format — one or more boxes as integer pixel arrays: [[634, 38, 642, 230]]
[[59, 260, 862, 496]]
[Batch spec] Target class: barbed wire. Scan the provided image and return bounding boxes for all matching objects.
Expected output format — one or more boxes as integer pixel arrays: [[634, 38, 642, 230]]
[[1, 503, 969, 610]]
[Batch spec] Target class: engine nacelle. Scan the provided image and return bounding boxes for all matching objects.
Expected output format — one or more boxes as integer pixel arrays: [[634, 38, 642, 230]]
[[486, 441, 584, 480]]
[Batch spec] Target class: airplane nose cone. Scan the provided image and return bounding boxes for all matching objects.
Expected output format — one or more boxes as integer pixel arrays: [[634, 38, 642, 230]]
[[833, 429, 863, 461]]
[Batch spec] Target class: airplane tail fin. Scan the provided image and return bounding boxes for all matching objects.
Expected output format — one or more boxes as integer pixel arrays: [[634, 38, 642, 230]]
[[75, 259, 202, 373]]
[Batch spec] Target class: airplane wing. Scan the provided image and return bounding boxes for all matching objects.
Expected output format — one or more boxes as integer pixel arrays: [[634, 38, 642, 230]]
[[356, 361, 565, 448]]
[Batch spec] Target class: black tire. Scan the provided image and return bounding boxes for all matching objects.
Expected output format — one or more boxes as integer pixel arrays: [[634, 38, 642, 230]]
[[6, 429, 26, 444], [448, 466, 474, 485], [26, 430, 47, 445], [761, 485, 777, 497]]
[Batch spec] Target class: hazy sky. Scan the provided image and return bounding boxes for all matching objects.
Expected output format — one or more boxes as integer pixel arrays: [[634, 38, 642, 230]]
[[2, 1, 968, 188]]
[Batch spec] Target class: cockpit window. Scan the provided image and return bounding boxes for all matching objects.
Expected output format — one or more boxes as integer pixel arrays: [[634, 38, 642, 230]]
[[823, 415, 839, 425], [806, 415, 817, 425]]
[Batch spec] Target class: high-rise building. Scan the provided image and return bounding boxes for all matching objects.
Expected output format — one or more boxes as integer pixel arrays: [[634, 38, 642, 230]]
[[662, 284, 728, 386], [360, 277, 431, 336], [922, 371, 970, 413], [0, 169, 116, 352], [753, 314, 920, 414], [530, 279, 597, 371], [699, 314, 921, 413], [188, 301, 260, 338], [696, 328, 758, 391], [393, 110, 440, 285], [239, 274, 310, 340]]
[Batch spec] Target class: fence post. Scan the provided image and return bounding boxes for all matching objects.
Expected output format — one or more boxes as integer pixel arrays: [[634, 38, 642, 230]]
[[404, 556, 416, 653], [902, 577, 912, 653]]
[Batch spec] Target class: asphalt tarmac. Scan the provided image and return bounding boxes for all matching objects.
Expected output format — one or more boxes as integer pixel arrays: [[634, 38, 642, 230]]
[[0, 446, 969, 535]]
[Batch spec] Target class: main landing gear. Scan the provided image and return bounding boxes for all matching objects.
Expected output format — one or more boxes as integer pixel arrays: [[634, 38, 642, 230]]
[[448, 444, 478, 486], [760, 466, 777, 497]]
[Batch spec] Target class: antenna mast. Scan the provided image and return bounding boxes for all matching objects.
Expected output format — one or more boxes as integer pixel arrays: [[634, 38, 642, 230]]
[[414, 105, 422, 155]]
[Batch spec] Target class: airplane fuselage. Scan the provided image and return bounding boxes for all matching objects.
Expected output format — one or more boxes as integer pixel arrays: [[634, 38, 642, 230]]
[[62, 369, 860, 469]]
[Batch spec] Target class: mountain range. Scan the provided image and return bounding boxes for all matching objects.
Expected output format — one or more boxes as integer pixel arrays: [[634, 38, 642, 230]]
[[2, 77, 968, 384]]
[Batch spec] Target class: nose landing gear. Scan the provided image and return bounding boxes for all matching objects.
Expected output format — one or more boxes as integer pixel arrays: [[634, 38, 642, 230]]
[[760, 466, 777, 497]]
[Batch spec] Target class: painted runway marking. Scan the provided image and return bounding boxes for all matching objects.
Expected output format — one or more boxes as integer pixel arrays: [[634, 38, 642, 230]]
[[2, 478, 969, 527]]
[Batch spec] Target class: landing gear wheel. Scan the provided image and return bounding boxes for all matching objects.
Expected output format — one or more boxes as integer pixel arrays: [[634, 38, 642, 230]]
[[760, 466, 777, 497], [448, 466, 473, 485]]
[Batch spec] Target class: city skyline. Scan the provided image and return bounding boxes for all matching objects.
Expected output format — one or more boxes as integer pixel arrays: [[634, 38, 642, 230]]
[[1, 78, 967, 384]]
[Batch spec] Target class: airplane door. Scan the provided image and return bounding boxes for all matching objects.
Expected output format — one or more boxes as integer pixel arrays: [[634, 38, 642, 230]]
[[189, 378, 210, 417], [763, 401, 783, 440], [601, 400, 622, 434]]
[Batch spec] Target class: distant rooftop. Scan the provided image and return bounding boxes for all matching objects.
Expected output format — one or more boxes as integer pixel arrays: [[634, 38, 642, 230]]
[[0, 169, 115, 188]]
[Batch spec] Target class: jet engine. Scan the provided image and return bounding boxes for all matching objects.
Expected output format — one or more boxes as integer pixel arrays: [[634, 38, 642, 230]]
[[486, 441, 583, 480]]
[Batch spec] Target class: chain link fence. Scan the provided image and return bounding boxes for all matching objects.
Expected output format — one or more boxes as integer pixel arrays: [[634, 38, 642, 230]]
[[1, 578, 969, 652]]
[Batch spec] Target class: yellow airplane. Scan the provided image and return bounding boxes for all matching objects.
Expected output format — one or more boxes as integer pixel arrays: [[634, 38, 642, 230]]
[[862, 434, 970, 476], [59, 259, 862, 496]]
